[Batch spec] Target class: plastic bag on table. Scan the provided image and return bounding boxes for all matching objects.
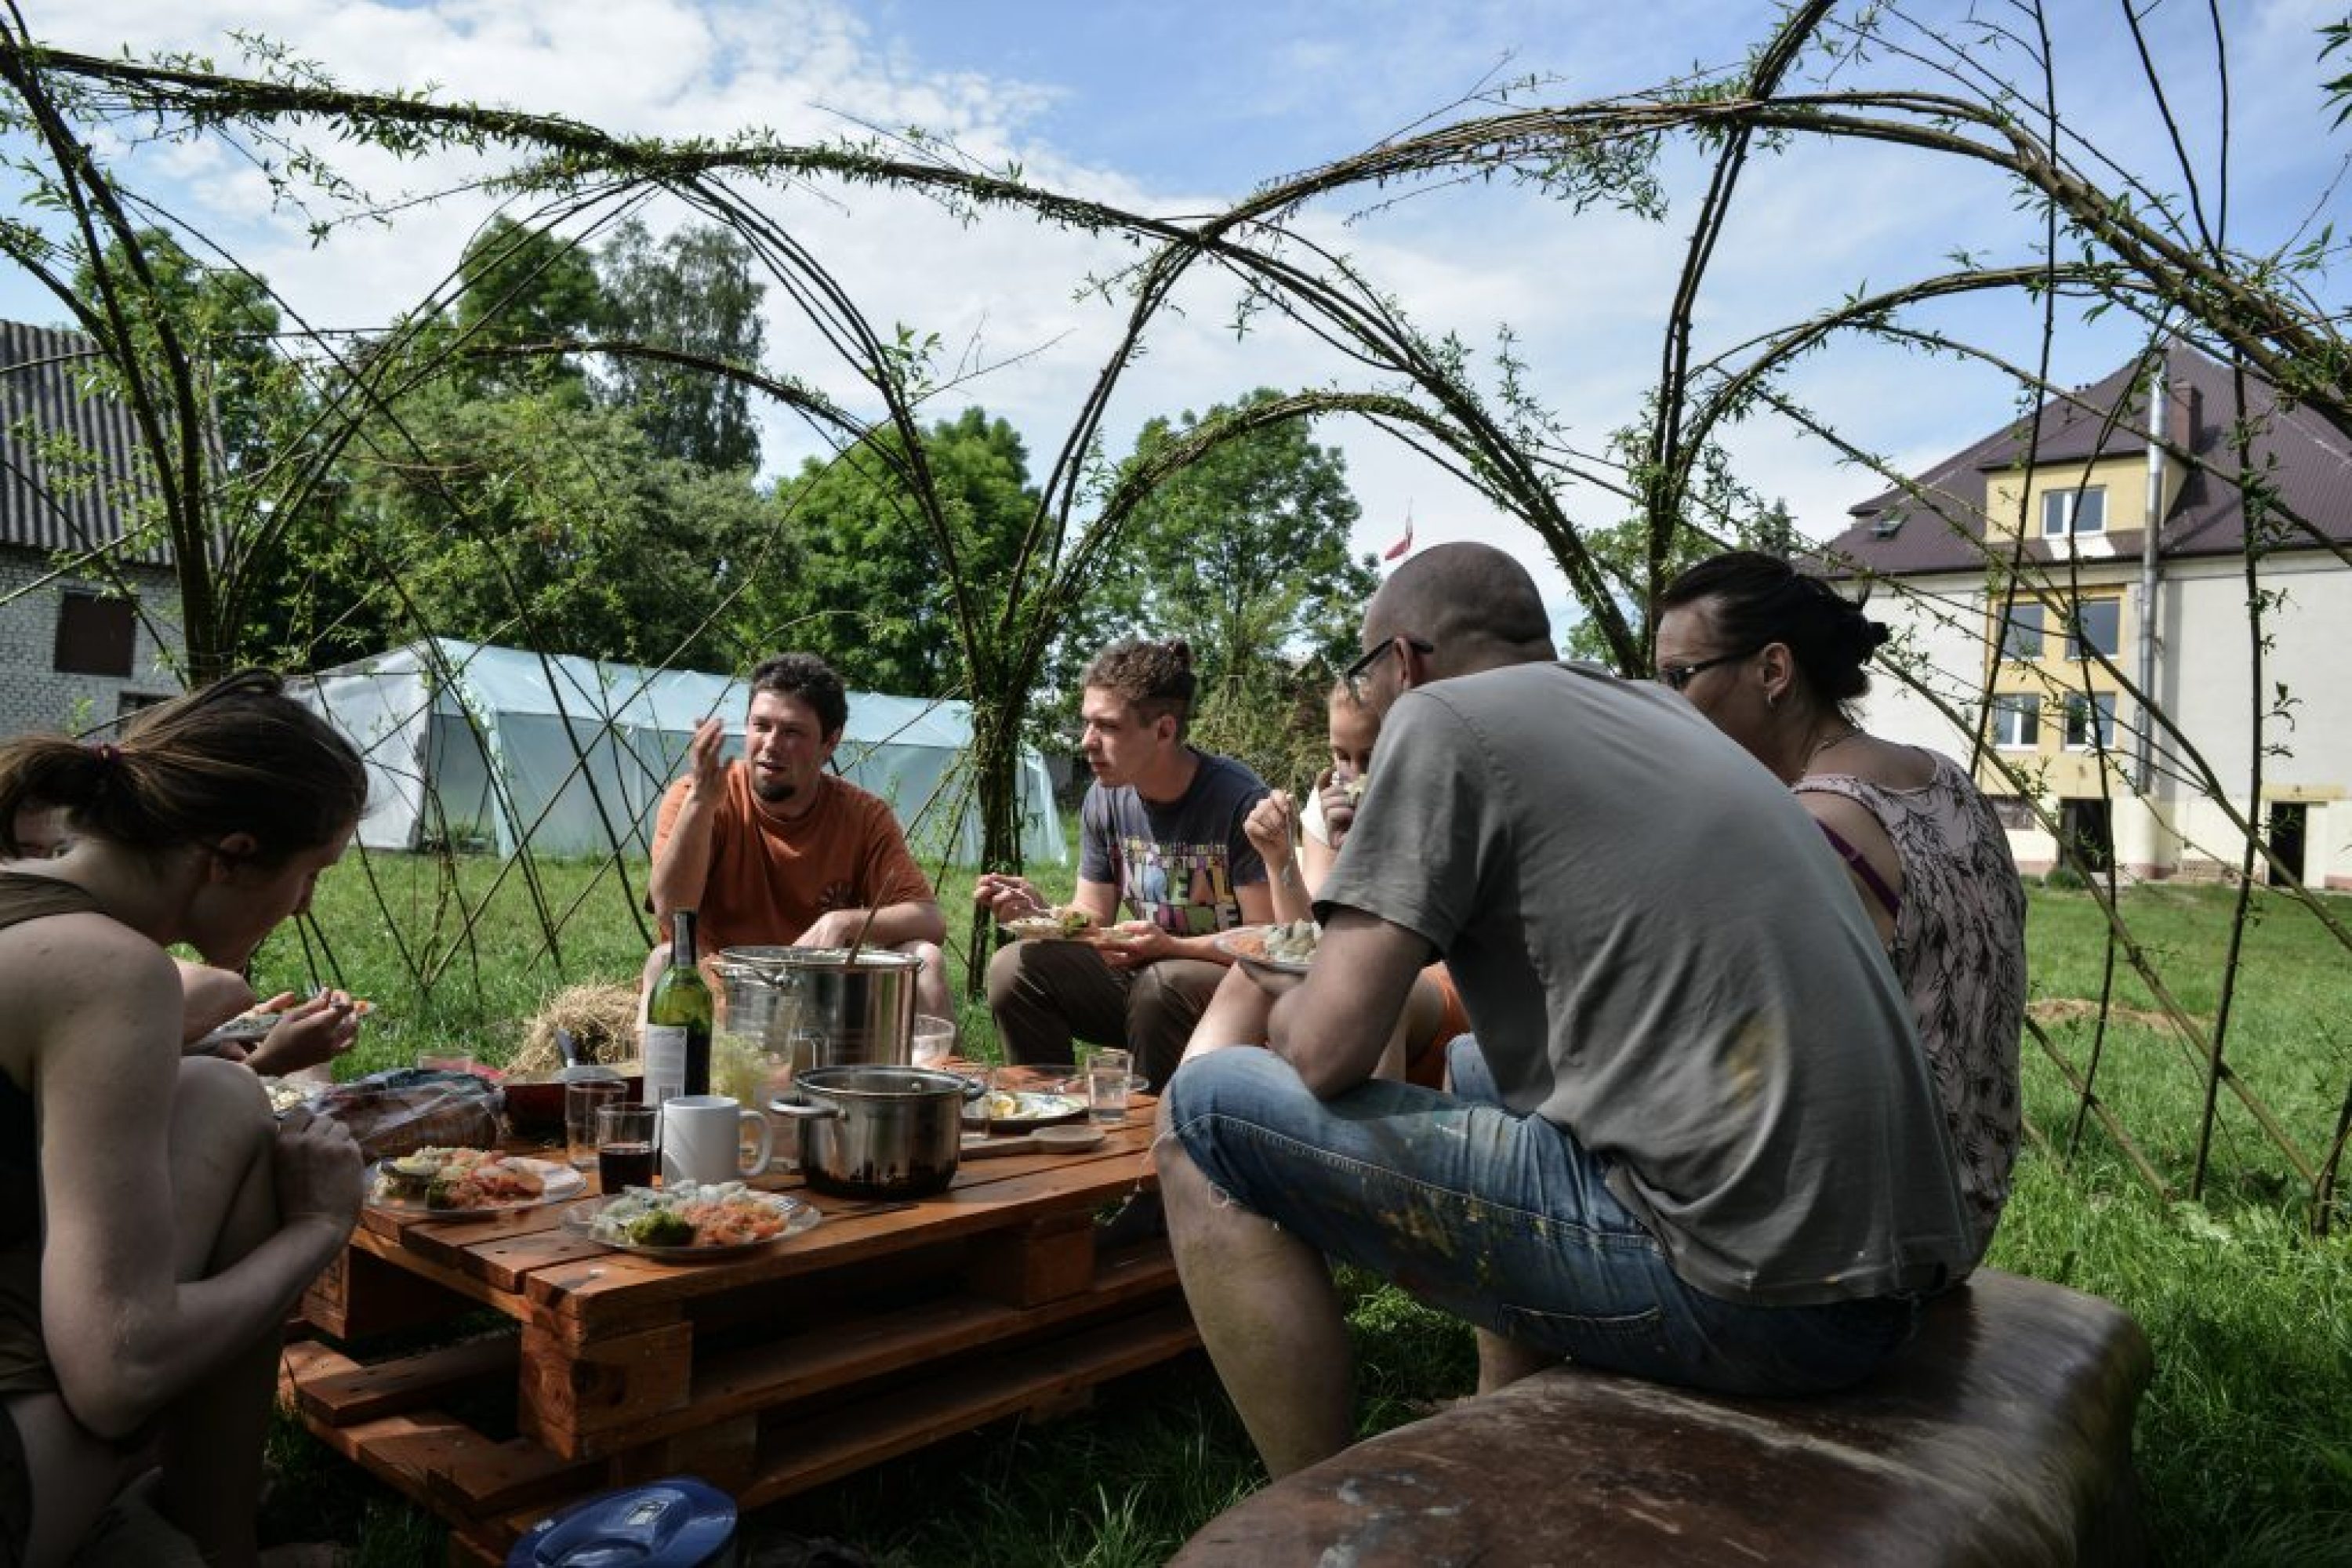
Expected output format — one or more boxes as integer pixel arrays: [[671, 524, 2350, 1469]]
[[304, 1067, 504, 1160]]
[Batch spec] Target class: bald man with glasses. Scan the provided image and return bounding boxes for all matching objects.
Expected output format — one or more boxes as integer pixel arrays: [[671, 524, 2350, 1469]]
[[1156, 541, 1973, 1480]]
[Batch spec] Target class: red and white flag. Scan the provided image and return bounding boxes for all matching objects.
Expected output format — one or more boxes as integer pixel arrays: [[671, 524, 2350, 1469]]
[[1381, 511, 1414, 561]]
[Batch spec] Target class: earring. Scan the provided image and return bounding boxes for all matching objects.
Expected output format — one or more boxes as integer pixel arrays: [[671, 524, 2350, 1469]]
[[1766, 690, 1780, 713]]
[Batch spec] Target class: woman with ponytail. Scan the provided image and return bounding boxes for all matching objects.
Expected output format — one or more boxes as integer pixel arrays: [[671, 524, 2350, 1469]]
[[0, 670, 370, 1566], [1657, 552, 2026, 1273]]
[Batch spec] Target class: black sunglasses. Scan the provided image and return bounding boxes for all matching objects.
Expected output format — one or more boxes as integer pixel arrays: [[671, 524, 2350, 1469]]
[[1343, 634, 1435, 700], [1656, 647, 1759, 692]]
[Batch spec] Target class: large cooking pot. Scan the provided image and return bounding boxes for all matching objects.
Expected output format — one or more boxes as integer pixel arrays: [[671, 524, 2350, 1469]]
[[769, 1065, 981, 1199], [716, 946, 921, 1071]]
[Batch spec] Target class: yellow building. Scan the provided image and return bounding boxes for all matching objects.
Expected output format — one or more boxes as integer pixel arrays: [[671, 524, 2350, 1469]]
[[1824, 341, 2351, 890]]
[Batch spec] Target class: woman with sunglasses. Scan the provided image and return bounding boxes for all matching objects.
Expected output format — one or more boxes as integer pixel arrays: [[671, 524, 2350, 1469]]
[[0, 671, 369, 1567], [1656, 551, 2025, 1272]]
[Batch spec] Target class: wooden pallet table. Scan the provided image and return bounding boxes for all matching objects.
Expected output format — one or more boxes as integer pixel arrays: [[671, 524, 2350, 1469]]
[[283, 1112, 1192, 1565]]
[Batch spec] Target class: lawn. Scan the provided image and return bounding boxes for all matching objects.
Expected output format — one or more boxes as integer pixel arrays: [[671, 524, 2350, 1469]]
[[254, 858, 2352, 1566]]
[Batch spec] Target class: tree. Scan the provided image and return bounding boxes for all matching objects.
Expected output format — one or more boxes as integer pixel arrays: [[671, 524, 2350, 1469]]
[[1091, 389, 1377, 781], [451, 216, 608, 398], [334, 383, 772, 667], [739, 406, 1038, 695], [597, 218, 767, 471]]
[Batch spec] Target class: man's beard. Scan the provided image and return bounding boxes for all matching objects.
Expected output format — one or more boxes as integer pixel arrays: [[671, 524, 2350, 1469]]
[[751, 771, 798, 804]]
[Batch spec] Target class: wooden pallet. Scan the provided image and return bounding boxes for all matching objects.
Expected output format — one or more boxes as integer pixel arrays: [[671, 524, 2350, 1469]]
[[283, 1117, 1195, 1562]]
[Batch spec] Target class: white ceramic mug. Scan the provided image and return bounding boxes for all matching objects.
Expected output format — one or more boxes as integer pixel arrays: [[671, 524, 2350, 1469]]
[[659, 1094, 775, 1185]]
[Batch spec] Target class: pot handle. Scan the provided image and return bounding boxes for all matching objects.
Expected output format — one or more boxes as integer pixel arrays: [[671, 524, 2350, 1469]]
[[767, 1096, 839, 1122]]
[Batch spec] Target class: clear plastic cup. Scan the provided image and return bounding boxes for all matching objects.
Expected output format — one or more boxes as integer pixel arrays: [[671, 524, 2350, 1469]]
[[1086, 1047, 1133, 1126], [911, 1015, 956, 1068]]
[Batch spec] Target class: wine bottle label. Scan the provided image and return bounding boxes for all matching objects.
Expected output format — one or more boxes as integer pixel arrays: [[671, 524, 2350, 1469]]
[[642, 1023, 688, 1106]]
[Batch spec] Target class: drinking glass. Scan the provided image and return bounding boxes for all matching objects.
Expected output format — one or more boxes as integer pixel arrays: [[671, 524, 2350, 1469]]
[[1085, 1048, 1134, 1126], [594, 1102, 659, 1193], [910, 1014, 956, 1068], [564, 1079, 626, 1170], [416, 1049, 476, 1076]]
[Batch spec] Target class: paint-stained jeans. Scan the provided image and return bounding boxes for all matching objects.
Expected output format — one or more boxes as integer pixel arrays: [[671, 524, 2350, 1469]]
[[1163, 1040, 1918, 1396]]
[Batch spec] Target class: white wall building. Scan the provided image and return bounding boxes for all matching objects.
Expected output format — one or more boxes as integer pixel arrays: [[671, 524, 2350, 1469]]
[[0, 321, 189, 739], [1825, 342, 2352, 891]]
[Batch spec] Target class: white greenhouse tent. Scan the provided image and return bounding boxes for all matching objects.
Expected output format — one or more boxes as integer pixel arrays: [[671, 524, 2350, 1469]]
[[295, 638, 1066, 866]]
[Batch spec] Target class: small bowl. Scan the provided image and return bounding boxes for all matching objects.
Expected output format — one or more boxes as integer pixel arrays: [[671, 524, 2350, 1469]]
[[501, 1063, 644, 1136], [1032, 1123, 1107, 1152]]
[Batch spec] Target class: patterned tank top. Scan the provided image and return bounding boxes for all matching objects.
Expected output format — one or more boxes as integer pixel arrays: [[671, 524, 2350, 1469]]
[[1798, 751, 2027, 1270]]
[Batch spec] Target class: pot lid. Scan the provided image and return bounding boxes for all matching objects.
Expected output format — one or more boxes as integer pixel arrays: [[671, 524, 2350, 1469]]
[[793, 1065, 974, 1099]]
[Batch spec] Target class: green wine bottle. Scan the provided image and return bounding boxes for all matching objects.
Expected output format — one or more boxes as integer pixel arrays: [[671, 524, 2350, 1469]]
[[644, 909, 713, 1105]]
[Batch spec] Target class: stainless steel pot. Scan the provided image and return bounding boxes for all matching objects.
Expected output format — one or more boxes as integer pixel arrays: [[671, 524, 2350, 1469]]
[[769, 1065, 981, 1199], [717, 946, 921, 1070]]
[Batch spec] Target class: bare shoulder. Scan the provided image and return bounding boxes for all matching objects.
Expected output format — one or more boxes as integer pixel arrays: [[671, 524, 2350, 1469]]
[[1846, 735, 1937, 791], [0, 909, 176, 1017]]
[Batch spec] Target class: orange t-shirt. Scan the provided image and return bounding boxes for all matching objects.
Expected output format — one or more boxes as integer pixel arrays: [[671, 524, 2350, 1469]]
[[652, 765, 935, 958]]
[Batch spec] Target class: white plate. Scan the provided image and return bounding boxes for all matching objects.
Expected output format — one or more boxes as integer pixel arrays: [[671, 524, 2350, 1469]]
[[194, 997, 376, 1051], [1214, 927, 1313, 977], [1004, 916, 1098, 942], [967, 1090, 1088, 1131], [366, 1155, 584, 1217], [558, 1193, 820, 1259]]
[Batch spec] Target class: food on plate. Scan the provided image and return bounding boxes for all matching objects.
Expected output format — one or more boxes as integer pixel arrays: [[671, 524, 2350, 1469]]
[[1261, 919, 1321, 965], [217, 993, 374, 1037], [260, 1077, 311, 1116], [372, 1146, 547, 1210], [590, 1181, 798, 1250], [1005, 906, 1097, 941]]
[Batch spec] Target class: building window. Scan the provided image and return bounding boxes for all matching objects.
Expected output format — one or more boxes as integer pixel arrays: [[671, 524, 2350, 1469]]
[[1999, 603, 2045, 661], [1989, 694, 2040, 749], [2063, 693, 2117, 750], [2042, 486, 2107, 537], [53, 592, 136, 677], [2067, 598, 2121, 661]]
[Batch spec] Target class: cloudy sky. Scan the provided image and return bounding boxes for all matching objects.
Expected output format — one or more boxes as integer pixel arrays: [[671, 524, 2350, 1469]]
[[3, 1, 2347, 630]]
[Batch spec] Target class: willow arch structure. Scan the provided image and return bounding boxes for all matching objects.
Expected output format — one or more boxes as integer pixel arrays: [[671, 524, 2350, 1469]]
[[0, 1, 2345, 1224]]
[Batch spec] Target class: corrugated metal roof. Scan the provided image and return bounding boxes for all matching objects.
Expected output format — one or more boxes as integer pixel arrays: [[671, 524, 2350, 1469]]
[[0, 320, 176, 566], [1828, 341, 2352, 577]]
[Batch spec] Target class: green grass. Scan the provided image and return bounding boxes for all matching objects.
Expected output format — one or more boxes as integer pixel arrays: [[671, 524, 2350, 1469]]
[[252, 858, 2352, 1564]]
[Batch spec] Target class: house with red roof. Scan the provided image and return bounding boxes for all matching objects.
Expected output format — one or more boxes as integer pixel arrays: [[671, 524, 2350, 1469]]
[[1822, 340, 2351, 890]]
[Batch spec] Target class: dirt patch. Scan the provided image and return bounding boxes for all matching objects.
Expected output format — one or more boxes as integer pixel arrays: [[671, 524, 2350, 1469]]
[[2027, 997, 2205, 1036]]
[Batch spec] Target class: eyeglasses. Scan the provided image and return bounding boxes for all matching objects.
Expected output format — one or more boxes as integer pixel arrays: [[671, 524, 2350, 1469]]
[[1342, 634, 1435, 702], [1656, 647, 1759, 692]]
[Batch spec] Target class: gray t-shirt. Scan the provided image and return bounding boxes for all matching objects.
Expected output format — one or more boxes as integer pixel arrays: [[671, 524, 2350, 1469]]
[[1080, 750, 1269, 935], [1318, 662, 1972, 1306]]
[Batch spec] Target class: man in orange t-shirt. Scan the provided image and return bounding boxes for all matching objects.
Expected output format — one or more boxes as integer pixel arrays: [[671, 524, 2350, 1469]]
[[648, 653, 950, 1020]]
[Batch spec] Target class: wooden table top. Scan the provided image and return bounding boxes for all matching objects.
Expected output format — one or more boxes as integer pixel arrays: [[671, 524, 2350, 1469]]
[[347, 1109, 1161, 1335]]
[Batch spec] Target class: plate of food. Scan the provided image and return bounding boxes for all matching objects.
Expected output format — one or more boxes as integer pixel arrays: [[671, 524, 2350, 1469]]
[[367, 1148, 584, 1215], [1216, 921, 1319, 977], [198, 993, 375, 1048], [561, 1184, 820, 1260], [959, 1065, 1091, 1131], [1004, 906, 1099, 942]]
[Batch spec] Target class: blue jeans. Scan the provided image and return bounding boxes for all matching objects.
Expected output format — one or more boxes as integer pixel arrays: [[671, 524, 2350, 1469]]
[[1163, 1040, 1917, 1396]]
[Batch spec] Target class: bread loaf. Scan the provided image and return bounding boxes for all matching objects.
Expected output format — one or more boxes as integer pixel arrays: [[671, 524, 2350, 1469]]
[[310, 1071, 501, 1160]]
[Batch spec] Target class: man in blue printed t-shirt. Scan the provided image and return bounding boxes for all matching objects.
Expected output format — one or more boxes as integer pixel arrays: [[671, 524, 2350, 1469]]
[[975, 637, 1273, 1088]]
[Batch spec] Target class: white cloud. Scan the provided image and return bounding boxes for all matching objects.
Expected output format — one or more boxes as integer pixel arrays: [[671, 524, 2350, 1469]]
[[5, 0, 2344, 642]]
